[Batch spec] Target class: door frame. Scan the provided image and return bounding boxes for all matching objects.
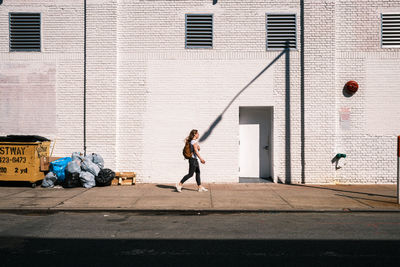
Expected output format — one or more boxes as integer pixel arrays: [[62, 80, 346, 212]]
[[238, 106, 274, 181]]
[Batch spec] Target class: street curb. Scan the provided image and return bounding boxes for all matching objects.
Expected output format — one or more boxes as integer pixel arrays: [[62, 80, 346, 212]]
[[1, 208, 399, 215]]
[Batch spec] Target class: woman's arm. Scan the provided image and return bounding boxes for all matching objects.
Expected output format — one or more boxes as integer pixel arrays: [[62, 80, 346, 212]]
[[193, 143, 205, 164]]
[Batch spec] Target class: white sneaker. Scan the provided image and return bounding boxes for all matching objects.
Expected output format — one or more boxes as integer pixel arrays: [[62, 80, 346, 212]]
[[198, 186, 208, 192], [176, 183, 182, 192]]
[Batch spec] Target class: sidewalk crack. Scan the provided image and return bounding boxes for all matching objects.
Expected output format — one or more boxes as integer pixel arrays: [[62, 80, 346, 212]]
[[131, 187, 149, 207], [269, 187, 295, 208], [50, 188, 90, 209], [209, 184, 214, 208], [0, 188, 32, 198]]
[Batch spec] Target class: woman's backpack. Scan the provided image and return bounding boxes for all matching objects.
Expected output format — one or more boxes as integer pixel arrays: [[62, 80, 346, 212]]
[[182, 141, 192, 159]]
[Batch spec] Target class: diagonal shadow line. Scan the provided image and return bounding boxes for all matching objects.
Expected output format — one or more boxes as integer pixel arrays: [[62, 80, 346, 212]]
[[199, 48, 288, 143], [156, 184, 176, 190], [335, 194, 374, 208], [156, 184, 197, 192], [288, 184, 396, 199], [52, 188, 90, 208], [335, 194, 397, 205], [221, 48, 287, 115]]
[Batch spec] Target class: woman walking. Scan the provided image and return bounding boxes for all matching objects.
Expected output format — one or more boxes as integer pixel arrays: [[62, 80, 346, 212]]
[[176, 129, 208, 192]]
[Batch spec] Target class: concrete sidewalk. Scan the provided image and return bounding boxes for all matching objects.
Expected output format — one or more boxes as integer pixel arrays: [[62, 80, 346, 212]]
[[0, 183, 399, 212]]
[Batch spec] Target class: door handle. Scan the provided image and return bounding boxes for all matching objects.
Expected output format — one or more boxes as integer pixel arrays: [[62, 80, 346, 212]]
[[264, 146, 269, 150]]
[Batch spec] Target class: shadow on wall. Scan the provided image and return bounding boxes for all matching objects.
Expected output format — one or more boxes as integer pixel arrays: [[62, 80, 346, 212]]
[[199, 45, 292, 183], [199, 47, 288, 143], [342, 85, 354, 98]]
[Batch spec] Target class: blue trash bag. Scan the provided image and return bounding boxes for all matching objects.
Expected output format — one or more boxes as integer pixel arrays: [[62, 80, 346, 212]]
[[50, 157, 72, 182]]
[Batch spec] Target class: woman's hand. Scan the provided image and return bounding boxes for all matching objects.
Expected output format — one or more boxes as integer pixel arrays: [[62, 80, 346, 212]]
[[194, 143, 205, 164]]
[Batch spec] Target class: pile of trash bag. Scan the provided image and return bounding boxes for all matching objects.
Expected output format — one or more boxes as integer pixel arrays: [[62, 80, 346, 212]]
[[42, 152, 115, 189]]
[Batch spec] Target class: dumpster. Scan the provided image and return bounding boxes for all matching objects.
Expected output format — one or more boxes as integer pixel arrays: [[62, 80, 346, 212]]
[[0, 135, 51, 187]]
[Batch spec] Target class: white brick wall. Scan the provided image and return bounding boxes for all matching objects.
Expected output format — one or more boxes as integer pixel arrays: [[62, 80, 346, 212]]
[[303, 0, 336, 183], [0, 0, 85, 158], [0, 0, 399, 184], [85, 0, 118, 170], [333, 0, 400, 184], [116, 0, 301, 183]]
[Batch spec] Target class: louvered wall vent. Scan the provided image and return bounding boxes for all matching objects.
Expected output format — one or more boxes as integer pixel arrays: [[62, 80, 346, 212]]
[[9, 13, 41, 52], [266, 14, 297, 50], [381, 14, 400, 48], [186, 14, 213, 48]]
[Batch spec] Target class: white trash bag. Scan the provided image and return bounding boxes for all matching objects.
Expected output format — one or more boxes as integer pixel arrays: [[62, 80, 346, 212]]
[[71, 152, 84, 162], [42, 172, 57, 188], [79, 171, 96, 188], [91, 153, 104, 169], [66, 160, 81, 174], [81, 156, 101, 177]]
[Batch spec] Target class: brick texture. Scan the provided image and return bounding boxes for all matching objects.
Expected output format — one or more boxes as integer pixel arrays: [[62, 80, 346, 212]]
[[0, 0, 399, 184]]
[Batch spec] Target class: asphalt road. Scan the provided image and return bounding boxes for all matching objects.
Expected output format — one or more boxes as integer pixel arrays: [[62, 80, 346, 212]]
[[1, 212, 400, 266]]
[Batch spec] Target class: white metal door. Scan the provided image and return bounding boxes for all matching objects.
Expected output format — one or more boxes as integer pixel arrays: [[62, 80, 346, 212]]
[[239, 107, 272, 179], [239, 124, 260, 177]]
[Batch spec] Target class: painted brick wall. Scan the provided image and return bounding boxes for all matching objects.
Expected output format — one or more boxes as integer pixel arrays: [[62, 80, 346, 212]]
[[85, 0, 118, 170], [333, 0, 400, 183], [302, 0, 337, 183], [119, 0, 400, 184], [0, 0, 85, 158], [0, 0, 118, 170], [116, 0, 301, 183]]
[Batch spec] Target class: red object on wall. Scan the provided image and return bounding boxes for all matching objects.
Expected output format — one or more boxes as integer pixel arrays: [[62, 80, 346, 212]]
[[345, 80, 359, 94]]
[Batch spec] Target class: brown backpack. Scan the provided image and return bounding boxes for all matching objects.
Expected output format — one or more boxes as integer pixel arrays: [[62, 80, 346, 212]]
[[182, 141, 192, 159]]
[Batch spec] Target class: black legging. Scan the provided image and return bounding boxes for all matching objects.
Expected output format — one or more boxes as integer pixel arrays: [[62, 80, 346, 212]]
[[180, 158, 201, 185]]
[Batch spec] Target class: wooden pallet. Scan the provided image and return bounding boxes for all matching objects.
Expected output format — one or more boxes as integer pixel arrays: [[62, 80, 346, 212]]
[[112, 171, 136, 185]]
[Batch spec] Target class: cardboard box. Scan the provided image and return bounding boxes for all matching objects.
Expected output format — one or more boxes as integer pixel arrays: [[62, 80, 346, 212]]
[[40, 156, 62, 172]]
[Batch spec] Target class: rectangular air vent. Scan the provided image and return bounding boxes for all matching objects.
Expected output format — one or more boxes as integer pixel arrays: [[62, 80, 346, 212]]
[[185, 14, 213, 48], [9, 13, 41, 52], [381, 14, 400, 48], [266, 14, 297, 50]]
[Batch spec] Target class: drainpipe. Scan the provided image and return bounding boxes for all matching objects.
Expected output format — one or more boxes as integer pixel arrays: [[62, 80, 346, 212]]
[[300, 0, 305, 183], [397, 136, 400, 204], [83, 0, 87, 156]]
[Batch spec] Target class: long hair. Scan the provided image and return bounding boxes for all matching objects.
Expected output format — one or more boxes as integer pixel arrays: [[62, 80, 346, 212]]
[[185, 129, 198, 143]]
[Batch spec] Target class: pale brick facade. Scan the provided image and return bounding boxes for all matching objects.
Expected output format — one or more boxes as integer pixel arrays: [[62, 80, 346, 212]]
[[0, 0, 399, 184]]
